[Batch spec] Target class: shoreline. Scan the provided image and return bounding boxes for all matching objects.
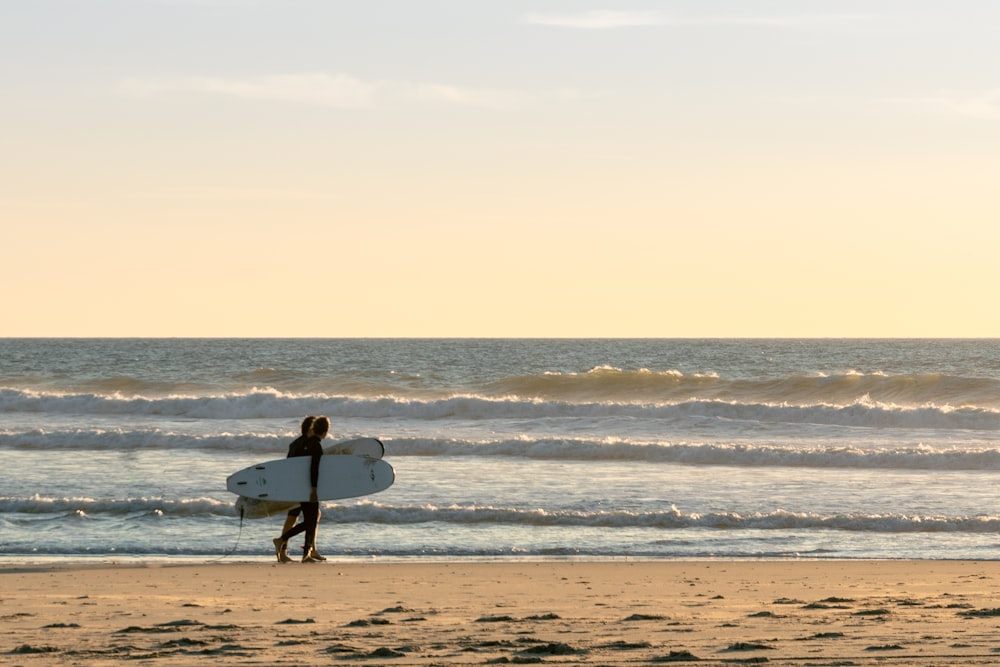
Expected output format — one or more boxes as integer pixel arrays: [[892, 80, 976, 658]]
[[4, 559, 1000, 665], [4, 553, 1000, 567]]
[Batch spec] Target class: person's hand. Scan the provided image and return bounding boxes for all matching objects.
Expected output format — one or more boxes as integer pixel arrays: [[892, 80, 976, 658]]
[[309, 487, 318, 503]]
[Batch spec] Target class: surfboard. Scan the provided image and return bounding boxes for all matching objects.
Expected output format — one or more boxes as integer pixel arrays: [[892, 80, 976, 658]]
[[321, 437, 384, 459], [227, 454, 394, 503], [234, 438, 386, 519]]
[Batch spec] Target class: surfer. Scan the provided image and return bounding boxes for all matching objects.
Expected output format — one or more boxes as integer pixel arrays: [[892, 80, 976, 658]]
[[272, 416, 328, 563], [272, 416, 324, 562]]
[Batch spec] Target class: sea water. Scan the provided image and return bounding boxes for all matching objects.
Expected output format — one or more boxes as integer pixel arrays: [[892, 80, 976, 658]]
[[3, 338, 1000, 563]]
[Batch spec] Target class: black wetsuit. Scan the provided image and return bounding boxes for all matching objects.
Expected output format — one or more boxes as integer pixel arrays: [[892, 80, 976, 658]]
[[278, 434, 323, 549], [284, 434, 311, 519]]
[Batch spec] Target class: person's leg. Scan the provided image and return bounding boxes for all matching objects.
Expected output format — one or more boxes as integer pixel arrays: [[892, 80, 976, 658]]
[[301, 502, 321, 562], [280, 521, 307, 542], [273, 516, 307, 563], [282, 508, 299, 535], [310, 507, 327, 560], [273, 507, 301, 563]]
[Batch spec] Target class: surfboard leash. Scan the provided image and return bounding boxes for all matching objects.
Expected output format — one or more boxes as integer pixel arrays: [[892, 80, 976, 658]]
[[206, 504, 245, 563]]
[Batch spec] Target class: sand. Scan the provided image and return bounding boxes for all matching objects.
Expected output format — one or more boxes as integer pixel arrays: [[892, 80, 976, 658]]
[[3, 559, 1000, 665]]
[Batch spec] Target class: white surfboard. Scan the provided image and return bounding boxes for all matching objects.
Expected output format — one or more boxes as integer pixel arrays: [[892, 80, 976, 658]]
[[234, 438, 386, 519], [227, 454, 394, 503], [321, 437, 384, 459]]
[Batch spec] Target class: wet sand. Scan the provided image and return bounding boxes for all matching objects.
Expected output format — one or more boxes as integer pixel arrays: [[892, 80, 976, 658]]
[[3, 559, 1000, 665]]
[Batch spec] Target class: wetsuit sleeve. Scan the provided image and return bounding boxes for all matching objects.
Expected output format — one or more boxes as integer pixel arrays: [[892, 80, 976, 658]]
[[309, 441, 322, 488], [286, 435, 303, 458]]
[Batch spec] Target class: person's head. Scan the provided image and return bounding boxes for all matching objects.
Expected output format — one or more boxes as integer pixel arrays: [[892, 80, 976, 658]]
[[312, 416, 330, 439], [300, 416, 316, 436]]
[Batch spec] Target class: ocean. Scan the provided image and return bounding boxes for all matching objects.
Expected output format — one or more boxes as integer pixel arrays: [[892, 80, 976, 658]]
[[3, 338, 1000, 563]]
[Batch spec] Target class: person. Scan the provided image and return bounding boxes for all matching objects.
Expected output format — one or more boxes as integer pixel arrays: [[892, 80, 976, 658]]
[[273, 416, 321, 563], [279, 420, 328, 562], [272, 416, 329, 563]]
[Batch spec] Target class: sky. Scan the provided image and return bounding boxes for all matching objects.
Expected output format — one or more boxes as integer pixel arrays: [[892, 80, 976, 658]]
[[3, 1, 999, 337]]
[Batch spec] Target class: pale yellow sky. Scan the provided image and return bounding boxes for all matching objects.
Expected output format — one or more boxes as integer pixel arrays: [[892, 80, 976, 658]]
[[3, 2, 999, 337]]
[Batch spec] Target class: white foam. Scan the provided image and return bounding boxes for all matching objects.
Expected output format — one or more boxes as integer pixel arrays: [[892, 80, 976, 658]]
[[5, 427, 1000, 470], [4, 495, 999, 535], [3, 387, 1000, 431]]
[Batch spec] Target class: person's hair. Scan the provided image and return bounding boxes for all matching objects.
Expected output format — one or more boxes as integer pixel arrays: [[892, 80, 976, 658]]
[[300, 416, 316, 436], [312, 416, 330, 438]]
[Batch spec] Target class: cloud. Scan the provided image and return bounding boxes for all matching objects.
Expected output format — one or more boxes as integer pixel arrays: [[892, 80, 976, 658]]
[[524, 10, 872, 30], [122, 73, 529, 109], [125, 187, 342, 201], [122, 73, 377, 108], [409, 83, 524, 107], [524, 10, 663, 29]]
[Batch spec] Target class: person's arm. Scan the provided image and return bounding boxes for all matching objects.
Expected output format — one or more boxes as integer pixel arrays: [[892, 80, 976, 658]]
[[309, 442, 321, 502]]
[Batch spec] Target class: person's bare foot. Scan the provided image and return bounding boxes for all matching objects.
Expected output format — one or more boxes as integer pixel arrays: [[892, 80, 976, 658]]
[[273, 538, 293, 563]]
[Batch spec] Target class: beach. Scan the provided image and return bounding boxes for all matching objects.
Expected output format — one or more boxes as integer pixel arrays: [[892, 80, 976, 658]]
[[7, 340, 1000, 663], [4, 560, 1000, 665]]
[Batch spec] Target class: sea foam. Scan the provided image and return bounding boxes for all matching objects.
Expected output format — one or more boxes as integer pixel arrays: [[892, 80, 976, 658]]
[[3, 387, 1000, 430]]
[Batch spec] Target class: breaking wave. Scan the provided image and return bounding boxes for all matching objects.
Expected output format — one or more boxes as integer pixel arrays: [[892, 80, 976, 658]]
[[4, 496, 999, 535], [3, 386, 1000, 431], [4, 430, 1000, 470], [489, 368, 1000, 408], [329, 501, 1000, 534]]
